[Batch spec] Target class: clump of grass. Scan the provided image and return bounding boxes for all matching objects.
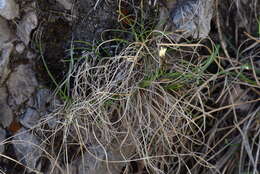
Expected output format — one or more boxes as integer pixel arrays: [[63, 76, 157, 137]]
[[43, 23, 227, 173]]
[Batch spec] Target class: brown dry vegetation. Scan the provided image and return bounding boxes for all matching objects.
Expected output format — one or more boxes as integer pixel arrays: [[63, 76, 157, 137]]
[[3, 0, 260, 173]]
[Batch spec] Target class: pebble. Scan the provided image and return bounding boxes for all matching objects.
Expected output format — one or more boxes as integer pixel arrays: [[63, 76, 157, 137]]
[[15, 42, 25, 54]]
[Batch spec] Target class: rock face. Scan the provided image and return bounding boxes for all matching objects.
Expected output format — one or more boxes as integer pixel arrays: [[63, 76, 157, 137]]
[[0, 0, 19, 20], [0, 87, 13, 128], [7, 64, 38, 107], [12, 128, 43, 172]]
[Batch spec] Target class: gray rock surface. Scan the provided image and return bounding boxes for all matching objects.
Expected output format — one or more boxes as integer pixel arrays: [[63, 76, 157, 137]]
[[35, 88, 53, 112], [0, 17, 12, 49], [7, 64, 38, 107], [34, 88, 60, 128], [0, 43, 13, 84], [0, 87, 13, 128], [0, 0, 19, 20], [19, 107, 40, 128], [12, 128, 43, 172], [56, 0, 73, 10], [161, 0, 214, 40], [172, 0, 214, 39], [17, 11, 38, 45], [0, 127, 6, 153]]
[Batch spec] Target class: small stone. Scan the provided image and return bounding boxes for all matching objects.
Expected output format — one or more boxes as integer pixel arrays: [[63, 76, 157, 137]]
[[0, 127, 6, 153], [7, 64, 38, 107], [26, 50, 36, 59], [15, 43, 25, 54], [0, 87, 14, 128], [19, 107, 40, 128], [56, 0, 73, 10], [12, 128, 43, 172], [17, 11, 38, 45], [0, 0, 19, 20]]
